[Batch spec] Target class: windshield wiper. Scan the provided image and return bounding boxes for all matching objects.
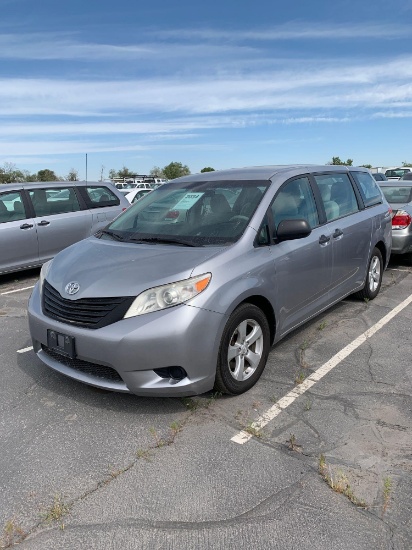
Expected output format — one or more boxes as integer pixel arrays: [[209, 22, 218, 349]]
[[128, 236, 199, 247], [97, 229, 125, 241]]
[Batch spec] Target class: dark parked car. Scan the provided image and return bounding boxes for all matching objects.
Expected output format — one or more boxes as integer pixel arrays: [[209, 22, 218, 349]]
[[28, 165, 392, 397], [0, 181, 129, 275], [372, 173, 388, 182], [378, 180, 412, 256]]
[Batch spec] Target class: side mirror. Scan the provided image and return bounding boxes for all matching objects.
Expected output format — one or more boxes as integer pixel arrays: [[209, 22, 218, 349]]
[[276, 219, 311, 242]]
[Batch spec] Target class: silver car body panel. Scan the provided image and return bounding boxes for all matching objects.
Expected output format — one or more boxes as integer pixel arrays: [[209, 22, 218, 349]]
[[0, 181, 129, 274], [378, 181, 412, 255], [28, 165, 392, 396]]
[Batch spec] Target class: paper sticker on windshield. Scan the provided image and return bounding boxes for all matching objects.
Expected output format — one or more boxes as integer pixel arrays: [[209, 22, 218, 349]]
[[173, 192, 204, 210]]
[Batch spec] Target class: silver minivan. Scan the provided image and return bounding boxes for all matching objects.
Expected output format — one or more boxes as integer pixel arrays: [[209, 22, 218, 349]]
[[28, 166, 392, 396], [0, 181, 129, 275]]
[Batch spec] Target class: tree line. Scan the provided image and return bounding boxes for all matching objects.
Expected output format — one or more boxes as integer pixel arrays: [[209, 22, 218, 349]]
[[0, 161, 214, 184], [2, 158, 411, 184]]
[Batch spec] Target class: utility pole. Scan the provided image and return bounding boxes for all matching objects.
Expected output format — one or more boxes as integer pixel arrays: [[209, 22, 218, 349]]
[[85, 153, 88, 182]]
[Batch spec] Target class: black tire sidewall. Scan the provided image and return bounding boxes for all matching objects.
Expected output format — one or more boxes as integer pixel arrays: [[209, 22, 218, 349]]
[[365, 247, 383, 300]]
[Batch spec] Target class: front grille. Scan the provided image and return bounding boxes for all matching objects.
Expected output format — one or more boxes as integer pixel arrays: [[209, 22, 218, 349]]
[[42, 345, 123, 382], [43, 280, 134, 329]]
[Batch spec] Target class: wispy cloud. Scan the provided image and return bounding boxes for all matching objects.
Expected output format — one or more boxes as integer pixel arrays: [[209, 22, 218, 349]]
[[1, 22, 411, 63], [1, 20, 411, 168], [158, 23, 412, 42], [1, 55, 412, 119]]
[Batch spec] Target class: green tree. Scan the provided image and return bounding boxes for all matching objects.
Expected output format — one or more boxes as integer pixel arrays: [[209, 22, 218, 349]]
[[200, 167, 215, 173], [150, 166, 166, 178], [402, 161, 412, 166], [162, 162, 191, 180], [37, 169, 58, 181], [0, 162, 28, 183], [108, 166, 135, 180], [360, 164, 372, 169], [328, 156, 353, 166], [66, 168, 79, 181], [118, 166, 135, 179]]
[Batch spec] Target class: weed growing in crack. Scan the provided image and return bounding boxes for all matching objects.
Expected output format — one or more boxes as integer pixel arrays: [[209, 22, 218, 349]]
[[136, 449, 152, 461], [244, 422, 263, 438], [207, 391, 222, 402], [108, 465, 128, 479], [382, 476, 392, 514], [181, 397, 199, 411], [287, 433, 302, 452], [0, 518, 26, 547], [318, 455, 367, 508], [304, 398, 312, 411], [317, 321, 327, 331], [170, 421, 182, 435], [149, 427, 167, 448], [295, 371, 306, 384], [41, 494, 70, 523]]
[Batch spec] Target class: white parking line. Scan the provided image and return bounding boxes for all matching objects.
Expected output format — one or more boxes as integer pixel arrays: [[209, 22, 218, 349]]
[[17, 346, 33, 354], [1, 285, 35, 295], [231, 291, 412, 444], [388, 268, 411, 272]]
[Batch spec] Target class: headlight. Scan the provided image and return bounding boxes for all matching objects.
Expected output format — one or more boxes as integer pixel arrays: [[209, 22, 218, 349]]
[[39, 260, 53, 291], [124, 273, 211, 319]]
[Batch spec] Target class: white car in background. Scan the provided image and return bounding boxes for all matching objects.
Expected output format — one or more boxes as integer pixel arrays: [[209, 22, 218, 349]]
[[125, 188, 153, 204], [384, 167, 412, 180]]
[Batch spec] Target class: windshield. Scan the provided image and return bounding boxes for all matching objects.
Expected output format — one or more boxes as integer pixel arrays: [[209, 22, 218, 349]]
[[381, 186, 412, 204], [105, 179, 270, 246]]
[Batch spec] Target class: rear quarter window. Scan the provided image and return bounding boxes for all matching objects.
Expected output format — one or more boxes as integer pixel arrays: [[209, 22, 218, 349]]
[[351, 172, 383, 208], [80, 186, 120, 209]]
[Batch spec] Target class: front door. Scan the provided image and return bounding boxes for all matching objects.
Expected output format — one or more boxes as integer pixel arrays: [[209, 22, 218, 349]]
[[270, 176, 333, 336]]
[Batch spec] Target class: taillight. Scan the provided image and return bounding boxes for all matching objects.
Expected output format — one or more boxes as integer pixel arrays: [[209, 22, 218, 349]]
[[392, 210, 412, 229], [165, 210, 179, 219]]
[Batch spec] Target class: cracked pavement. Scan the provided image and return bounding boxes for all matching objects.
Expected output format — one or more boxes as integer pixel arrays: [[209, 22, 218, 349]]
[[0, 260, 411, 549]]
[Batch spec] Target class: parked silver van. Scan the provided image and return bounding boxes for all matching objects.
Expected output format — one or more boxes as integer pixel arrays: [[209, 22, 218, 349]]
[[0, 181, 129, 275], [28, 166, 391, 397]]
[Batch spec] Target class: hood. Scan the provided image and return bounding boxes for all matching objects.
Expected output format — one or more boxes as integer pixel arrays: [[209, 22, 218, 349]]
[[47, 237, 224, 299]]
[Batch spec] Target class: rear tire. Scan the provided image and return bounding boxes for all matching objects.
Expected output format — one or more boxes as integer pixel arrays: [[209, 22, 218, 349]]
[[214, 304, 270, 395], [355, 247, 383, 300]]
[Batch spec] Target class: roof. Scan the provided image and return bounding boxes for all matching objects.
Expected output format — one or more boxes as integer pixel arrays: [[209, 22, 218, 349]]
[[172, 164, 369, 183], [0, 181, 112, 192]]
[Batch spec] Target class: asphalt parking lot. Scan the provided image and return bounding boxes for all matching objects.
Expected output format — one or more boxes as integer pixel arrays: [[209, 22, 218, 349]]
[[1, 259, 411, 549]]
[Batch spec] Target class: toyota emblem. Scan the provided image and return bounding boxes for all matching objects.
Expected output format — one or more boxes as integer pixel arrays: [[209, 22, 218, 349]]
[[65, 281, 80, 295]]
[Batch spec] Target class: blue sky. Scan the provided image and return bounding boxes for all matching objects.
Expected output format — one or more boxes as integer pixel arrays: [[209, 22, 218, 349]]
[[1, 0, 412, 180]]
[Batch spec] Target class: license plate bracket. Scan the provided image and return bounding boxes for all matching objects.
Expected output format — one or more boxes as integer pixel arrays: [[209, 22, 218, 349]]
[[47, 330, 76, 359]]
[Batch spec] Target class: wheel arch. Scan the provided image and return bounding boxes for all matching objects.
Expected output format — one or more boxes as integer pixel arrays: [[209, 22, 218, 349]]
[[236, 295, 276, 345], [374, 240, 387, 269]]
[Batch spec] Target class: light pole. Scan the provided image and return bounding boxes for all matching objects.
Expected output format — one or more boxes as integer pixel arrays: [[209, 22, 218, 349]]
[[85, 153, 88, 182]]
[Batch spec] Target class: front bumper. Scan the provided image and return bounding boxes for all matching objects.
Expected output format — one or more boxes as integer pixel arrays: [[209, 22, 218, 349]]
[[28, 282, 226, 396]]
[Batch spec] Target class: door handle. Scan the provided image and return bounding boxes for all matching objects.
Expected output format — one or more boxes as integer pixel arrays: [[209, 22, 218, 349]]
[[333, 229, 343, 238], [318, 234, 330, 245], [37, 220, 50, 226], [20, 223, 34, 230]]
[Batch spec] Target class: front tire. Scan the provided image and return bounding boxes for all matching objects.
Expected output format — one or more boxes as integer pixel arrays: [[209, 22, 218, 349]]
[[214, 303, 270, 395], [355, 247, 383, 300]]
